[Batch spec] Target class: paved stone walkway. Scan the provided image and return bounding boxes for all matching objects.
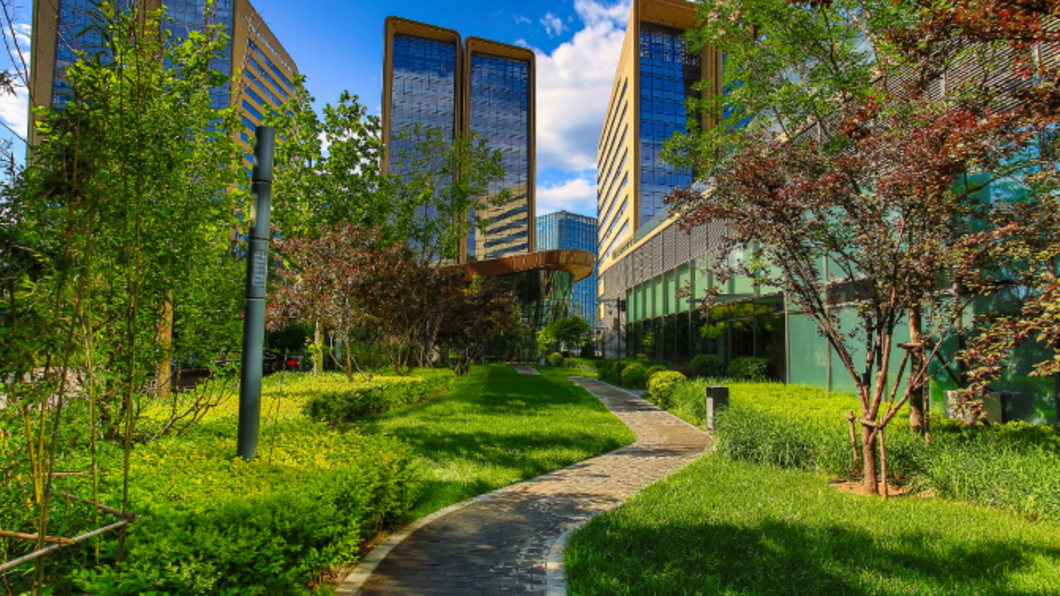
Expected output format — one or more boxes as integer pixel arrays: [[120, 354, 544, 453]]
[[339, 374, 710, 595]]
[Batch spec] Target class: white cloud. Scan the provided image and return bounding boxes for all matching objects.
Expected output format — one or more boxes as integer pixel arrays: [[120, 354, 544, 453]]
[[0, 22, 32, 142], [514, 14, 532, 25], [541, 13, 565, 37], [537, 176, 597, 216], [534, 0, 630, 173]]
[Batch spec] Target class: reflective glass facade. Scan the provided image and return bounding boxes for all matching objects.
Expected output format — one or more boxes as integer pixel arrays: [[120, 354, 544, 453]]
[[637, 22, 698, 226], [499, 270, 575, 330], [536, 211, 597, 322], [468, 54, 532, 260], [50, 0, 234, 111], [389, 34, 459, 160]]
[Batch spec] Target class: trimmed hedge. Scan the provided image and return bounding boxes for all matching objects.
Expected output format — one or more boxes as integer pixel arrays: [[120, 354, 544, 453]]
[[302, 370, 456, 424], [726, 356, 771, 380], [71, 420, 419, 594], [648, 371, 686, 408], [547, 352, 564, 367], [621, 362, 649, 389], [690, 354, 725, 378]]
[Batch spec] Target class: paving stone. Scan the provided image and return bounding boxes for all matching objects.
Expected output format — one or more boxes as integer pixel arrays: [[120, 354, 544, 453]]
[[346, 375, 710, 595]]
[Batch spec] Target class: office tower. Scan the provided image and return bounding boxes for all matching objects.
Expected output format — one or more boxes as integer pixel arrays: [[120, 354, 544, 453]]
[[382, 17, 535, 263], [536, 211, 597, 323], [28, 0, 297, 168]]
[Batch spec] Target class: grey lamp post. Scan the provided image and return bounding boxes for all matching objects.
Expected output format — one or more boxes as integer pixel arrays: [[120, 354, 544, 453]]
[[237, 126, 275, 461]]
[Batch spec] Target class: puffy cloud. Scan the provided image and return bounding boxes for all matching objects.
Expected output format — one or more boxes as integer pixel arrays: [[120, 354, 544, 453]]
[[541, 13, 565, 37], [537, 176, 597, 217], [0, 22, 32, 142], [534, 0, 630, 174]]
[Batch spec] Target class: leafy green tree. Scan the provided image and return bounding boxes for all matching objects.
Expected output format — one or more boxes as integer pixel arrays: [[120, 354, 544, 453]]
[[667, 0, 1060, 493], [538, 316, 593, 354], [0, 1, 247, 582]]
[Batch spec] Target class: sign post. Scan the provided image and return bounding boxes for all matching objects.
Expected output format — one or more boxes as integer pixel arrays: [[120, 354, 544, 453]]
[[238, 126, 275, 461]]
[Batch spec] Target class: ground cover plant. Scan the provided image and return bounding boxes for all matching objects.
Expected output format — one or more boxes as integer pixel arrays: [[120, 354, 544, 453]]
[[660, 378, 1060, 521], [565, 455, 1060, 596], [1, 371, 425, 594], [355, 364, 635, 518]]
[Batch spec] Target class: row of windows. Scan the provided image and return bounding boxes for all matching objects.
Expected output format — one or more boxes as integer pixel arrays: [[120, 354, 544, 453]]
[[248, 40, 293, 93], [248, 58, 290, 100], [245, 71, 281, 105], [599, 79, 628, 179], [600, 152, 628, 216], [599, 126, 627, 202], [599, 199, 628, 250], [600, 174, 628, 236], [601, 221, 630, 264], [599, 101, 628, 184]]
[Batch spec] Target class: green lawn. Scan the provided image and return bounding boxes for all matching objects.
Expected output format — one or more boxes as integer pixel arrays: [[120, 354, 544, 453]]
[[357, 364, 635, 518], [565, 454, 1060, 596]]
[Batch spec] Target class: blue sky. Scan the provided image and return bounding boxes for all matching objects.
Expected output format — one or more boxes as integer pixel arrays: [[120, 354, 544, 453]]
[[0, 0, 634, 218]]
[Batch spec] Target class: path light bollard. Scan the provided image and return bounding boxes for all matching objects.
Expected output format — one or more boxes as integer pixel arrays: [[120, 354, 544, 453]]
[[237, 126, 275, 462], [706, 385, 729, 432]]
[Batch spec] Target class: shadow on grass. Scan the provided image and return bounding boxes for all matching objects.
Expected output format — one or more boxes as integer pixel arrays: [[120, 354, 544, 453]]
[[351, 365, 636, 517]]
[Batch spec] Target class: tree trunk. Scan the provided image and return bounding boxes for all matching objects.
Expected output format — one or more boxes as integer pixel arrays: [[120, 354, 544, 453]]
[[314, 322, 324, 376], [908, 307, 926, 433], [155, 293, 173, 400], [861, 424, 878, 494]]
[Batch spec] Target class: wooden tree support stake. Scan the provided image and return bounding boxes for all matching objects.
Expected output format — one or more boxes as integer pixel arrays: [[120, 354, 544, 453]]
[[0, 530, 75, 546]]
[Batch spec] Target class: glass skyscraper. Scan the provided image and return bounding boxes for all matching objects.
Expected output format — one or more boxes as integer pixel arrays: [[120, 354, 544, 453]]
[[29, 0, 297, 165], [383, 18, 536, 263], [536, 211, 597, 323]]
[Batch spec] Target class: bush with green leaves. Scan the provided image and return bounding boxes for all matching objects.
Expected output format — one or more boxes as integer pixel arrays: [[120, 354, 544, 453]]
[[564, 357, 599, 374], [690, 354, 725, 378], [726, 356, 771, 381], [646, 364, 669, 378], [69, 418, 419, 595], [648, 371, 686, 408], [302, 370, 456, 424], [547, 352, 565, 367], [621, 362, 649, 389]]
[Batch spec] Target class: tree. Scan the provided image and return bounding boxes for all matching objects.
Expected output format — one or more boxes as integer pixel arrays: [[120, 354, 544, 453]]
[[0, 0, 246, 583], [437, 275, 520, 376], [537, 316, 593, 354], [666, 0, 1060, 494]]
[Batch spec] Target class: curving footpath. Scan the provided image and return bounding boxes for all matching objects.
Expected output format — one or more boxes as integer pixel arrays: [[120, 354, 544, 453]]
[[338, 371, 710, 596]]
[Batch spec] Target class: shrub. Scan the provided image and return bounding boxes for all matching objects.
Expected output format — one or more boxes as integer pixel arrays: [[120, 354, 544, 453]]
[[303, 371, 455, 424], [547, 352, 564, 367], [580, 344, 595, 358], [690, 354, 725, 378], [621, 362, 649, 389], [648, 371, 686, 408], [71, 419, 420, 594], [646, 364, 669, 376], [726, 356, 771, 381], [565, 357, 598, 374]]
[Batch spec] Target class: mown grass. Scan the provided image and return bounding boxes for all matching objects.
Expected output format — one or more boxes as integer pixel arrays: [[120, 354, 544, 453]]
[[355, 364, 635, 518], [566, 454, 1060, 596]]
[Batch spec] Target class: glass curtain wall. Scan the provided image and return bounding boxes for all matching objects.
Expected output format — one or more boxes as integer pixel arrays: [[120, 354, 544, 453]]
[[51, 0, 234, 110], [535, 212, 598, 322], [390, 35, 458, 236], [637, 22, 699, 226], [468, 54, 531, 260]]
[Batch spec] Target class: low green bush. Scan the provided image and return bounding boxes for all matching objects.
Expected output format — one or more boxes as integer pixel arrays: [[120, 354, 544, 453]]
[[303, 370, 456, 425], [690, 354, 725, 378], [673, 380, 1060, 522], [564, 357, 598, 374], [645, 364, 668, 378], [726, 356, 771, 381], [621, 362, 649, 389], [547, 352, 564, 367], [70, 419, 419, 595], [648, 371, 686, 408]]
